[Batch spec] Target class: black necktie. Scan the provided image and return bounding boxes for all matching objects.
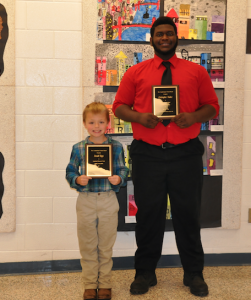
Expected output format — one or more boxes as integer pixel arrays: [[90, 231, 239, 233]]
[[161, 62, 172, 126]]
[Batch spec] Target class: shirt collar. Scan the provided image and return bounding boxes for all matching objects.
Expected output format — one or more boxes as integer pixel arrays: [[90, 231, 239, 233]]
[[154, 53, 178, 69], [85, 135, 111, 144]]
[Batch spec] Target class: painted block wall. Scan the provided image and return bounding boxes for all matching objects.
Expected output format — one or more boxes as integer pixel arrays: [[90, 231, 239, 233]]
[[0, 0, 250, 263]]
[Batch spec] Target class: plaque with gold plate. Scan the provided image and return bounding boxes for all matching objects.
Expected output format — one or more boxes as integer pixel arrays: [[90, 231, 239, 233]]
[[152, 85, 179, 118], [85, 144, 113, 178]]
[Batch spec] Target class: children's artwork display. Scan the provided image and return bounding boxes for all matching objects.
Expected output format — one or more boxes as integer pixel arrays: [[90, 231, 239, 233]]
[[95, 43, 153, 86], [207, 136, 216, 174], [105, 104, 133, 134], [95, 42, 224, 86], [95, 1, 225, 231], [97, 0, 160, 41], [199, 134, 223, 176], [94, 93, 133, 134], [176, 43, 224, 82], [164, 0, 226, 40]]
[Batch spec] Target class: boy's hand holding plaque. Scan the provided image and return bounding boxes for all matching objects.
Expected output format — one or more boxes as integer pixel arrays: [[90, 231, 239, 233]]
[[152, 85, 179, 118], [85, 144, 113, 178]]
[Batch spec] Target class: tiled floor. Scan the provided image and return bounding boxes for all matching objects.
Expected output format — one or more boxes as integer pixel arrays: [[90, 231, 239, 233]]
[[1, 266, 251, 300]]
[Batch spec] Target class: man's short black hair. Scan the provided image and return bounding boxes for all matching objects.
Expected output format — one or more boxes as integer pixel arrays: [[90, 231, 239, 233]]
[[151, 16, 177, 37]]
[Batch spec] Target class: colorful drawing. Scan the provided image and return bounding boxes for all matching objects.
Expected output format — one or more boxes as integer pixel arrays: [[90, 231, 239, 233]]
[[126, 144, 132, 177], [0, 152, 4, 218], [203, 166, 208, 175], [105, 104, 115, 134], [128, 194, 138, 216], [201, 53, 211, 74], [189, 29, 198, 40], [105, 104, 132, 134], [195, 16, 207, 40], [201, 116, 219, 130], [166, 194, 172, 220], [176, 43, 224, 82], [207, 136, 216, 175], [164, 0, 226, 40], [211, 56, 224, 81], [96, 43, 224, 86], [211, 15, 225, 33], [116, 51, 127, 85], [96, 57, 107, 85], [133, 52, 142, 65], [166, 8, 179, 35], [178, 4, 190, 39], [112, 135, 133, 177], [0, 4, 8, 76], [97, 0, 160, 41], [188, 56, 200, 65], [95, 43, 154, 86], [106, 70, 117, 86]]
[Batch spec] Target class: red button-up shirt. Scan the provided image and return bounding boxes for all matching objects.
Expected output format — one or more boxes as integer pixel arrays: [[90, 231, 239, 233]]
[[113, 54, 219, 146]]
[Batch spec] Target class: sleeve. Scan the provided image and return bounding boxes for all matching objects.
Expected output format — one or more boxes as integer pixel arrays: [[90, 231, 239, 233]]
[[198, 67, 220, 117], [112, 66, 136, 116], [112, 143, 129, 187], [65, 145, 81, 190]]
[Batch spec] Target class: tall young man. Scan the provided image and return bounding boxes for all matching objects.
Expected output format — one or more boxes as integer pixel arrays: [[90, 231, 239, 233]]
[[112, 17, 219, 297]]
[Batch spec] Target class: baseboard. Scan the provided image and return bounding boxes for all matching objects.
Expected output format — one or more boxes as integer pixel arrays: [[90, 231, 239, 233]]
[[0, 253, 251, 275]]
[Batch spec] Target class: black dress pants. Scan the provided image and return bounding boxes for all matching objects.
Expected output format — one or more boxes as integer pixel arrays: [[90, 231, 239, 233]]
[[130, 138, 204, 274]]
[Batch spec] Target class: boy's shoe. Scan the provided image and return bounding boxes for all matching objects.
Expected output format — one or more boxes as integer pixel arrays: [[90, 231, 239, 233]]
[[98, 288, 111, 300], [130, 271, 157, 295], [183, 272, 209, 297], [83, 289, 97, 300]]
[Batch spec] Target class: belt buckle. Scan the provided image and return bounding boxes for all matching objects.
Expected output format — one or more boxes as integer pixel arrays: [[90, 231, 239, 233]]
[[161, 143, 167, 149]]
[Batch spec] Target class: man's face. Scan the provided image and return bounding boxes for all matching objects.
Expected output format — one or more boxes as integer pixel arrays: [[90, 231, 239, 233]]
[[150, 24, 178, 58]]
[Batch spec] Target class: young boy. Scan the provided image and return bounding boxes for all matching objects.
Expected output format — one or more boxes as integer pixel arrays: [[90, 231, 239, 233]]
[[66, 102, 128, 300]]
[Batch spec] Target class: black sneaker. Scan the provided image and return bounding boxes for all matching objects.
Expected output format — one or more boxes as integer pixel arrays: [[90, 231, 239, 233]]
[[130, 271, 157, 295], [183, 272, 209, 297]]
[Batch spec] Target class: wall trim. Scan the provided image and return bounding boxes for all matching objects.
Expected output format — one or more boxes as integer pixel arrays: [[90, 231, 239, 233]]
[[0, 253, 251, 275]]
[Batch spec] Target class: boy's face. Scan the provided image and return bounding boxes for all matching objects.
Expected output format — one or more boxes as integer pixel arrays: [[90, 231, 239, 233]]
[[84, 112, 109, 139]]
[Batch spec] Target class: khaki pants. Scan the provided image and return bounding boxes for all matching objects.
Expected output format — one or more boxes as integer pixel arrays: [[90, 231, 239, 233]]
[[76, 191, 119, 289]]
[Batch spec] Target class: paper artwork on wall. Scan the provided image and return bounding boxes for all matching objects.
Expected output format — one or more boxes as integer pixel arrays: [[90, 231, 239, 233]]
[[166, 194, 172, 220], [97, 0, 160, 41], [95, 43, 154, 86], [164, 0, 226, 40], [207, 136, 216, 175], [0, 3, 8, 76], [112, 135, 133, 178], [176, 43, 224, 82], [95, 42, 224, 86], [93, 92, 133, 134]]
